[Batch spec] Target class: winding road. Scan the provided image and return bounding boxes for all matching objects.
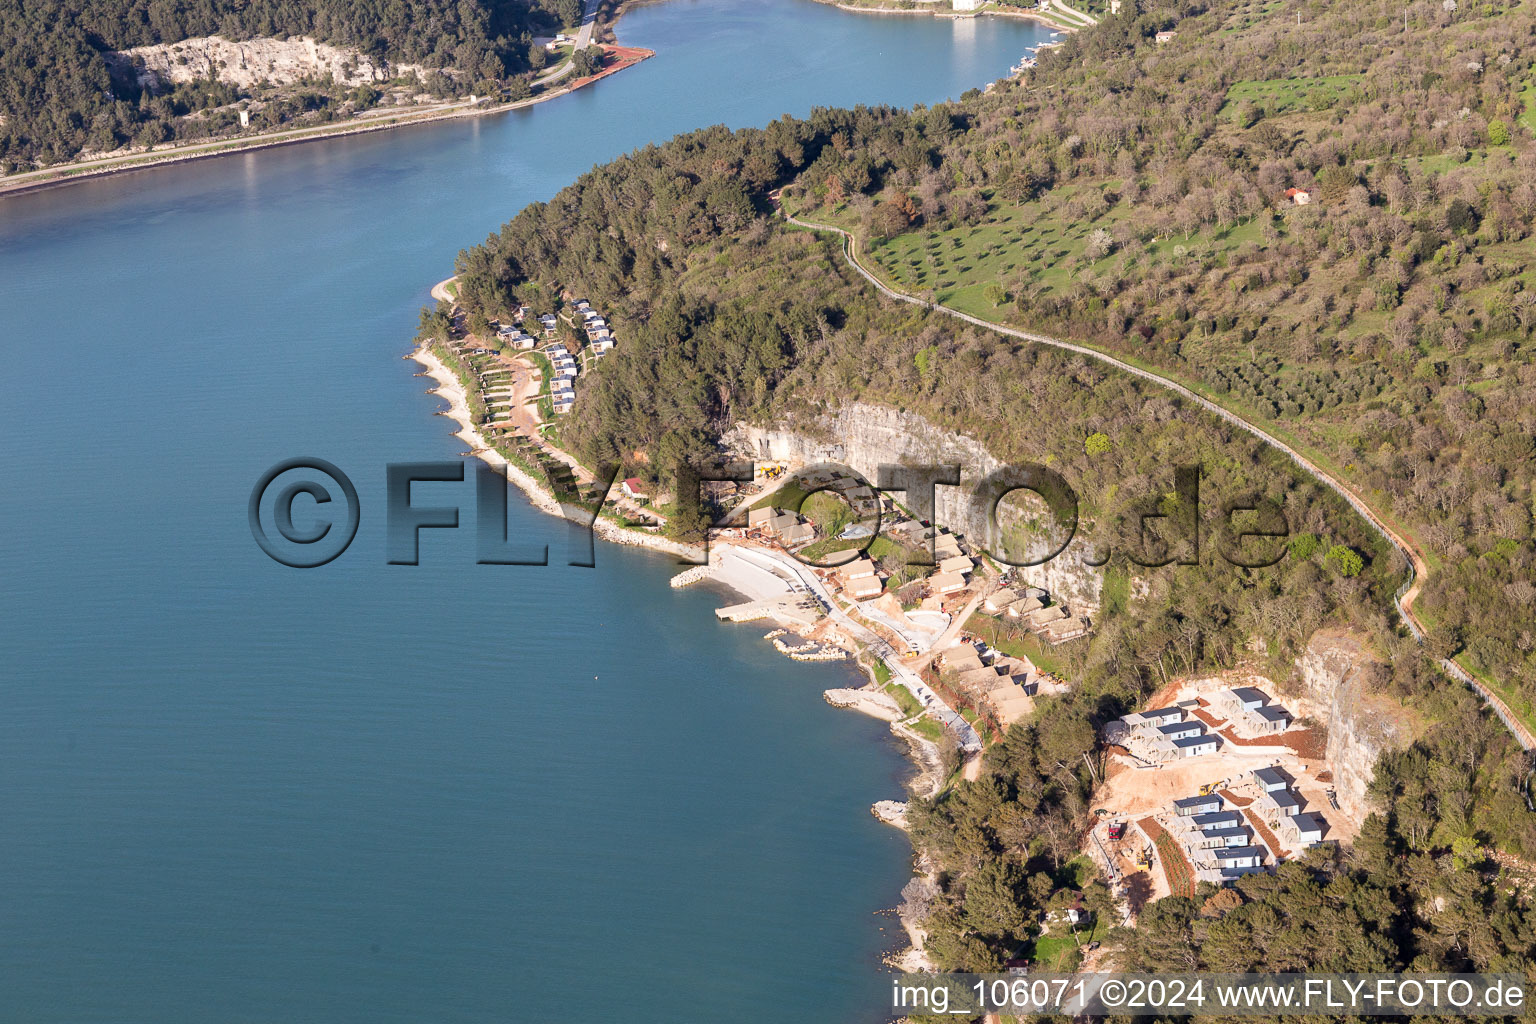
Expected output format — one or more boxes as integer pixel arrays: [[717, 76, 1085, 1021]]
[[781, 208, 1535, 751]]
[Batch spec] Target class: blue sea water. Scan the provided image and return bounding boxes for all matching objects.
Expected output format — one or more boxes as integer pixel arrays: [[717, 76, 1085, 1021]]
[[0, 2, 1047, 1020]]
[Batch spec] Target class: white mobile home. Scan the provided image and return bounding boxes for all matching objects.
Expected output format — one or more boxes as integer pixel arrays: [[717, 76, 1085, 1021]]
[[1173, 794, 1222, 817], [1252, 767, 1292, 793]]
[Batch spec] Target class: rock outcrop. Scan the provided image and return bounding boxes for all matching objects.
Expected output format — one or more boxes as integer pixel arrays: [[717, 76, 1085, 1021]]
[[106, 35, 427, 92], [728, 402, 1102, 614], [1290, 632, 1411, 822]]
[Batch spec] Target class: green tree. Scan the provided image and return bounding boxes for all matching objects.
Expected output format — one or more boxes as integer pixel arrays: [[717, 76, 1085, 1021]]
[[416, 303, 451, 343], [1085, 432, 1112, 456], [1488, 119, 1511, 146], [1324, 544, 1364, 577], [1289, 532, 1323, 561], [572, 46, 605, 78]]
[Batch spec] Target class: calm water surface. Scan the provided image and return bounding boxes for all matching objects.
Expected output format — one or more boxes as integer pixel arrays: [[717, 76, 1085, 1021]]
[[0, 2, 1046, 1020]]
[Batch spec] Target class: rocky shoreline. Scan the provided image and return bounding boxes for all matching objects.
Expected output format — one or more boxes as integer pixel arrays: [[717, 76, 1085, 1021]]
[[416, 317, 944, 978], [410, 342, 704, 563]]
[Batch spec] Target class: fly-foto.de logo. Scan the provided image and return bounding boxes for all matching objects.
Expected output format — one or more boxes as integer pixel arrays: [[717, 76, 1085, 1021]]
[[248, 458, 1292, 570]]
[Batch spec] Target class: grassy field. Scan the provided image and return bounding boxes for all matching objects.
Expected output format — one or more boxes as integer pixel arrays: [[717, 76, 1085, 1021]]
[[883, 680, 921, 717], [799, 532, 912, 572], [965, 612, 1078, 677], [853, 185, 1266, 317], [1218, 74, 1362, 121], [749, 479, 810, 512], [909, 717, 946, 741], [1029, 917, 1103, 970]]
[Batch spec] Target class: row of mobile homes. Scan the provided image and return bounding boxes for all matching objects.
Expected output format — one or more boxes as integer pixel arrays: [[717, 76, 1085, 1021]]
[[1215, 686, 1292, 735], [496, 325, 537, 349], [1115, 707, 1219, 761]]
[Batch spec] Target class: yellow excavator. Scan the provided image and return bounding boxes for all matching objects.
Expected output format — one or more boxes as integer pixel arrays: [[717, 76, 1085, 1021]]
[[1136, 846, 1154, 870], [1198, 781, 1219, 796]]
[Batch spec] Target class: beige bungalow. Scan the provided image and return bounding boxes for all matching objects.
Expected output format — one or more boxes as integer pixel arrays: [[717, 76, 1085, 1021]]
[[765, 512, 799, 537], [987, 682, 1035, 726], [938, 554, 974, 575], [931, 571, 968, 595], [748, 507, 779, 530], [1028, 605, 1068, 627], [1006, 596, 1045, 618], [780, 522, 815, 546], [943, 645, 984, 672], [846, 575, 883, 600], [1042, 615, 1090, 643], [843, 557, 877, 579], [958, 666, 1002, 690], [982, 588, 1020, 614]]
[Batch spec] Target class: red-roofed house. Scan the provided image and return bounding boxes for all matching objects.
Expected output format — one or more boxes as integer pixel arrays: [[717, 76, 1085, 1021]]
[[621, 478, 649, 501], [1285, 187, 1312, 206]]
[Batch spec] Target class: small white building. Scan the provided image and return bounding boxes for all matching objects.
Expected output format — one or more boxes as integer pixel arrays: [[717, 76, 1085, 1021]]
[[1123, 706, 1185, 732], [1223, 687, 1268, 713], [1251, 705, 1291, 733], [1287, 812, 1327, 848], [1252, 767, 1292, 793], [1191, 826, 1251, 850], [1261, 789, 1303, 820], [1175, 734, 1220, 757], [1189, 811, 1245, 832], [1212, 845, 1263, 870], [1174, 794, 1223, 816]]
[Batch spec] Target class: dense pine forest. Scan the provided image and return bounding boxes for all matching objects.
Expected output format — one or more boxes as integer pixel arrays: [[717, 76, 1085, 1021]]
[[0, 0, 580, 168], [446, 0, 1536, 983]]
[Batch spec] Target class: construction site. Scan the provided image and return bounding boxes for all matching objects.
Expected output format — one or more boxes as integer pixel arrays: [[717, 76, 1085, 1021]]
[[1086, 674, 1359, 911]]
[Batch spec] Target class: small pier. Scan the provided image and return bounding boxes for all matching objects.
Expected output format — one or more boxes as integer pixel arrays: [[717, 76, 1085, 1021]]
[[670, 565, 715, 589], [714, 594, 822, 624]]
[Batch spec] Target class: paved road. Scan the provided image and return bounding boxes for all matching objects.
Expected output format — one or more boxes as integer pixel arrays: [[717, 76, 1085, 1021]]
[[0, 100, 476, 196], [1050, 1, 1099, 26], [782, 209, 1535, 752], [534, 0, 603, 86], [574, 0, 602, 47], [914, 581, 993, 673]]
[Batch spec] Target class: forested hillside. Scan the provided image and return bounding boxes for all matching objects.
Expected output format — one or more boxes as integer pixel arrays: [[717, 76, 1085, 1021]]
[[0, 0, 579, 167], [447, 0, 1536, 977]]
